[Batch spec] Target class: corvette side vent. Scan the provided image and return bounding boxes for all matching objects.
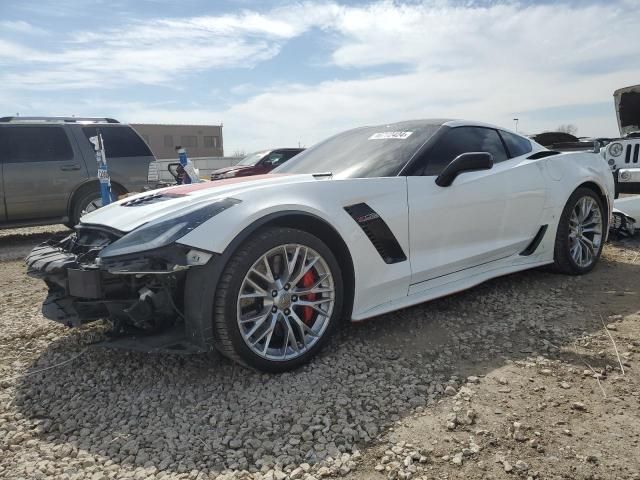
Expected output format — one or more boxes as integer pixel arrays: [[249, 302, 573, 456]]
[[520, 225, 548, 256], [344, 203, 407, 264]]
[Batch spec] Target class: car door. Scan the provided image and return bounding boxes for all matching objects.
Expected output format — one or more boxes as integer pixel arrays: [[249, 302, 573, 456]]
[[406, 126, 546, 293], [2, 125, 89, 221]]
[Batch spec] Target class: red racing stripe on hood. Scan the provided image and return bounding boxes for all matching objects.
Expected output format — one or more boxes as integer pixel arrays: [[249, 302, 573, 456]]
[[165, 174, 291, 196]]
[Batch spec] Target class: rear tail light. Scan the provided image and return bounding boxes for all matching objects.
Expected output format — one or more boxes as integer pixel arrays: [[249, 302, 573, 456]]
[[147, 161, 159, 182]]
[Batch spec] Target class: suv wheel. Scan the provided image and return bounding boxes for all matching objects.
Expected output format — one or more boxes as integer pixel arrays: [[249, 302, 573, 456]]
[[68, 186, 122, 226]]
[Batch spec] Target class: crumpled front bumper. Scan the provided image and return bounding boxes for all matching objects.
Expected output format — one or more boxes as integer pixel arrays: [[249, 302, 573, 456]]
[[25, 233, 187, 330], [26, 242, 117, 326], [25, 226, 218, 354]]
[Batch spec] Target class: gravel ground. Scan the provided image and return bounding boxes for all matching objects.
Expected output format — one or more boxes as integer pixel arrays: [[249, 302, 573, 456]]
[[0, 224, 68, 262], [0, 226, 638, 480]]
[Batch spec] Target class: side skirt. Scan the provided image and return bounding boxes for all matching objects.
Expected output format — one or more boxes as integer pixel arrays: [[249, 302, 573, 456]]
[[351, 256, 552, 321]]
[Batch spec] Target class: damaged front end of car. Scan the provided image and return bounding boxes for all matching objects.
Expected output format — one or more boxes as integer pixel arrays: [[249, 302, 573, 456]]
[[25, 198, 239, 352]]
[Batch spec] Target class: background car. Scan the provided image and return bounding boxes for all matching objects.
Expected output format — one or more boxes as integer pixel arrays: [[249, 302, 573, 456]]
[[0, 116, 158, 227], [210, 148, 304, 180], [27, 119, 614, 372]]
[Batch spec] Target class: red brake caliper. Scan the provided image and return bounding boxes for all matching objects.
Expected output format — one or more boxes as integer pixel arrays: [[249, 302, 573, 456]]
[[300, 270, 317, 325]]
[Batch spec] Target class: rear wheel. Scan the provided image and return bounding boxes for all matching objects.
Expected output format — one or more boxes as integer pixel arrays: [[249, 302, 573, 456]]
[[212, 227, 343, 372], [552, 187, 605, 274]]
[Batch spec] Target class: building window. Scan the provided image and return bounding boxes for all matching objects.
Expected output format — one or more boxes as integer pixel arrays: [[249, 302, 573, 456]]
[[163, 135, 173, 148], [204, 136, 219, 148], [180, 135, 198, 148]]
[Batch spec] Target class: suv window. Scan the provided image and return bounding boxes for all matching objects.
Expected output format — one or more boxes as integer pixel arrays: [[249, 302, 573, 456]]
[[500, 130, 532, 158], [417, 127, 508, 176], [1, 126, 73, 163], [83, 126, 152, 158]]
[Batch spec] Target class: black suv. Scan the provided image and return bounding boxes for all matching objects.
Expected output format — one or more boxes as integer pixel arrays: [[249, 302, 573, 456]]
[[0, 117, 158, 227]]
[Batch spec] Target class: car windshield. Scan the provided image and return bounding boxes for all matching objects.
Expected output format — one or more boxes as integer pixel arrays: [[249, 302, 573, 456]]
[[236, 151, 269, 166], [275, 121, 444, 178]]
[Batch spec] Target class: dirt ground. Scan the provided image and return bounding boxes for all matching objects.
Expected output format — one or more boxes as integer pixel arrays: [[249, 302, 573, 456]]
[[345, 242, 640, 480], [0, 226, 638, 480]]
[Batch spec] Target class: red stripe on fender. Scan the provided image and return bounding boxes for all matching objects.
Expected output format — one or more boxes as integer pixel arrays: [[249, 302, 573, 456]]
[[165, 174, 291, 196]]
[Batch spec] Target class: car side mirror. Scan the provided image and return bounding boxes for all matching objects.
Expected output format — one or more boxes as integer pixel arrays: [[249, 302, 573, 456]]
[[435, 152, 494, 187]]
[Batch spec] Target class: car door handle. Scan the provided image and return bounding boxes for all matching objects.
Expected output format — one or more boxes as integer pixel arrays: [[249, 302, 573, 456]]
[[60, 164, 81, 171]]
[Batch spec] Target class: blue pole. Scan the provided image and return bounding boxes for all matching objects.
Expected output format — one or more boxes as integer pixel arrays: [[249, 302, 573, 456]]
[[90, 132, 112, 206]]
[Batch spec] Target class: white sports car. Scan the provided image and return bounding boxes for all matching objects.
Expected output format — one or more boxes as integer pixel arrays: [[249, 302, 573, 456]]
[[27, 119, 614, 371]]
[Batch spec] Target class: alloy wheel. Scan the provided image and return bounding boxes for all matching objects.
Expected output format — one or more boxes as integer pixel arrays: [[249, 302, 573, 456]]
[[83, 197, 103, 215], [236, 244, 335, 361], [568, 196, 603, 268]]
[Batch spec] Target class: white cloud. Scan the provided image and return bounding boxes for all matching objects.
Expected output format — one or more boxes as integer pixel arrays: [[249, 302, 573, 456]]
[[0, 8, 314, 89], [329, 2, 639, 71], [2, 1, 638, 149], [0, 38, 281, 89], [0, 20, 46, 35]]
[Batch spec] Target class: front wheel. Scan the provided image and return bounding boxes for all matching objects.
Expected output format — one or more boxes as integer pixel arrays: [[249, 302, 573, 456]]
[[212, 227, 343, 372], [552, 187, 606, 275]]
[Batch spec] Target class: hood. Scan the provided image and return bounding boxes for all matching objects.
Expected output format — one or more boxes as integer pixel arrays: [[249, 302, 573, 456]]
[[80, 174, 313, 232], [614, 85, 640, 136]]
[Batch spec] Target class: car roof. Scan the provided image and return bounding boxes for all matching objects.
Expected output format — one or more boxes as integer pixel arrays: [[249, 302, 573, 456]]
[[354, 119, 531, 146], [362, 118, 520, 135], [0, 116, 120, 124]]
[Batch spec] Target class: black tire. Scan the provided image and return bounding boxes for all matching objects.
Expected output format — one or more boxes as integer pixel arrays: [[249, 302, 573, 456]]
[[552, 187, 606, 275], [69, 186, 123, 226], [212, 227, 343, 372]]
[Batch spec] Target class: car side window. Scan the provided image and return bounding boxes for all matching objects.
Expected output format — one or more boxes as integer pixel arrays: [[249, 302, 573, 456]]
[[416, 127, 508, 176], [266, 153, 285, 166], [499, 130, 532, 158], [282, 150, 301, 160], [4, 126, 73, 163]]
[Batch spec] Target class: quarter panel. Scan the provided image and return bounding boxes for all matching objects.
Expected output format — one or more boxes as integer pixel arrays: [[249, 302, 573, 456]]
[[537, 152, 614, 252], [542, 152, 614, 211]]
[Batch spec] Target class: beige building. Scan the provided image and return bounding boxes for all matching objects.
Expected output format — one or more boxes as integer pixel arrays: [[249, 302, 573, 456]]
[[131, 123, 224, 159]]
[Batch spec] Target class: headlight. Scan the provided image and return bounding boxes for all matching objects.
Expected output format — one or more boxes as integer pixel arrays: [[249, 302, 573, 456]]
[[609, 142, 624, 157], [99, 198, 240, 259], [222, 171, 237, 178]]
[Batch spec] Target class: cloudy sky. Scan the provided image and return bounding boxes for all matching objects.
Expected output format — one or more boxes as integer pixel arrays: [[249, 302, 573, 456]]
[[1, 0, 638, 152]]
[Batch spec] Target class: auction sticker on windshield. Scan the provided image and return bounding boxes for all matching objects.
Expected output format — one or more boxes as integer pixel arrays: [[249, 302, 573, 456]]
[[368, 131, 413, 140]]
